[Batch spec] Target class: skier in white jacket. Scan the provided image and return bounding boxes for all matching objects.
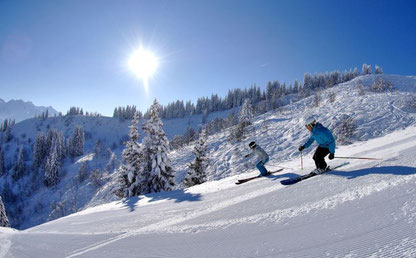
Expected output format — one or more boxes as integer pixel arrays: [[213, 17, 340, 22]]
[[245, 141, 270, 176]]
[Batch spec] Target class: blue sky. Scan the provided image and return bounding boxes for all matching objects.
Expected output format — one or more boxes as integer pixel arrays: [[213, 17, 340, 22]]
[[0, 0, 415, 116]]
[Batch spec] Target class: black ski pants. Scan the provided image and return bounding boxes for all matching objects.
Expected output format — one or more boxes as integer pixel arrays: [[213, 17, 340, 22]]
[[313, 146, 330, 169]]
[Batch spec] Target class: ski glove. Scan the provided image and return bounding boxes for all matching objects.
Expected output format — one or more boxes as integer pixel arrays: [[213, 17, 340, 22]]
[[329, 153, 334, 160], [298, 145, 305, 151]]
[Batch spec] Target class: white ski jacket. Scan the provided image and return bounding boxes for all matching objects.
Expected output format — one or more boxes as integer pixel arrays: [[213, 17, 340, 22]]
[[246, 145, 269, 163]]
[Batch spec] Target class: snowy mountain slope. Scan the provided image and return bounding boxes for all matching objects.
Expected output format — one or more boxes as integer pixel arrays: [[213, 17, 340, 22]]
[[170, 74, 416, 183], [0, 108, 231, 230], [1, 74, 415, 233], [1, 124, 415, 257], [0, 98, 58, 123]]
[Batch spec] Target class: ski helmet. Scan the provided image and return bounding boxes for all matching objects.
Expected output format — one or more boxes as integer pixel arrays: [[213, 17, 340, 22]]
[[304, 116, 316, 126], [249, 141, 256, 148]]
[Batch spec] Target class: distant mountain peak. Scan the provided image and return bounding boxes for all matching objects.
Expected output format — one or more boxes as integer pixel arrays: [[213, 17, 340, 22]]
[[0, 98, 59, 123]]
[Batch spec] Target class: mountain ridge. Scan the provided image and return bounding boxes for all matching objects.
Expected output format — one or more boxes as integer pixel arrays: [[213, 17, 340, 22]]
[[0, 98, 59, 123]]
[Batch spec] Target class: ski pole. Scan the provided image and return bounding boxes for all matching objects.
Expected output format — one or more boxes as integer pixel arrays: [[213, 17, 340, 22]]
[[301, 151, 304, 170], [335, 156, 382, 161]]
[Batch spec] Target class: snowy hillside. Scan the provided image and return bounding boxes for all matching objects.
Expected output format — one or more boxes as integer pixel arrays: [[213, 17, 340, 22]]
[[1, 74, 415, 237], [171, 74, 416, 183], [0, 98, 58, 123], [1, 123, 415, 257], [0, 105, 232, 229]]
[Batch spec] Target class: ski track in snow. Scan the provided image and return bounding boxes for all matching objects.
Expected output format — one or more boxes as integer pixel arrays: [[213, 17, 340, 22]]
[[0, 236, 12, 257], [2, 75, 416, 257], [66, 181, 287, 257], [166, 174, 416, 234], [67, 171, 416, 257]]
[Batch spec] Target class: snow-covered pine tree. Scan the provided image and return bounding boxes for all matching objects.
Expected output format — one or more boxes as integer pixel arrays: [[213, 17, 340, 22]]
[[228, 98, 254, 142], [375, 65, 383, 74], [335, 114, 357, 145], [239, 99, 254, 126], [12, 146, 26, 181], [362, 63, 372, 75], [77, 161, 90, 183], [0, 196, 10, 227], [44, 139, 60, 187], [141, 99, 175, 193], [56, 131, 66, 160], [293, 79, 300, 93], [184, 127, 197, 144], [313, 91, 322, 107], [105, 152, 117, 172], [353, 67, 359, 78], [69, 126, 85, 157], [4, 126, 12, 142], [32, 132, 48, 172], [183, 129, 209, 187], [115, 111, 145, 197]]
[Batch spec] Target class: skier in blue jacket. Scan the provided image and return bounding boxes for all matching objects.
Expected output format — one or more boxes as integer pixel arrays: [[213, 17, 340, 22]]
[[245, 141, 270, 176], [299, 116, 336, 174]]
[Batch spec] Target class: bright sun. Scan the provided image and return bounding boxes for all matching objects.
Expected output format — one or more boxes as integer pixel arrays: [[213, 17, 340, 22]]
[[128, 48, 158, 92]]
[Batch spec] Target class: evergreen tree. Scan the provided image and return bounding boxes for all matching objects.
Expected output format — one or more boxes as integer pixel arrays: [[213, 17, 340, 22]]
[[13, 146, 26, 181], [184, 129, 209, 187], [335, 114, 357, 145], [293, 79, 300, 93], [184, 127, 197, 144], [69, 126, 84, 157], [353, 67, 359, 78], [56, 132, 66, 160], [239, 99, 254, 125], [116, 111, 145, 197], [77, 161, 90, 183], [44, 140, 60, 187], [32, 132, 48, 172], [225, 111, 238, 128], [375, 65, 383, 74], [0, 196, 10, 227], [105, 153, 118, 172], [4, 126, 12, 142], [362, 63, 372, 75], [141, 99, 175, 193]]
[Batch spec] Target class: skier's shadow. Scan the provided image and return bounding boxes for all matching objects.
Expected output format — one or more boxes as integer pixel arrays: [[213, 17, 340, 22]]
[[269, 173, 302, 181], [123, 190, 202, 212], [329, 166, 416, 180]]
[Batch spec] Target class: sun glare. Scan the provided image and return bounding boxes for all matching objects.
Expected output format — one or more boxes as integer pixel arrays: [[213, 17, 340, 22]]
[[128, 48, 158, 81]]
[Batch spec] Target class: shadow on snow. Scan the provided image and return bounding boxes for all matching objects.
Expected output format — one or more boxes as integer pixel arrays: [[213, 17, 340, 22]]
[[264, 166, 416, 182], [269, 173, 302, 181], [123, 189, 202, 212], [329, 166, 416, 179]]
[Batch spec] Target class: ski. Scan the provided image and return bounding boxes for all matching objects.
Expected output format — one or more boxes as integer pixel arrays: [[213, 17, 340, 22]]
[[280, 162, 350, 186], [235, 168, 284, 185]]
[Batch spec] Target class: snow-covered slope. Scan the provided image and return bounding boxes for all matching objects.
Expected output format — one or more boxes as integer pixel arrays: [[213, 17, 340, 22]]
[[171, 74, 416, 183], [1, 124, 415, 257], [0, 108, 230, 230], [0, 98, 58, 123], [1, 74, 416, 242]]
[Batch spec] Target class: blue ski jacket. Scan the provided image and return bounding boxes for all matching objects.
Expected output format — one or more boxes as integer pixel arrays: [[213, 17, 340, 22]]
[[303, 123, 336, 154]]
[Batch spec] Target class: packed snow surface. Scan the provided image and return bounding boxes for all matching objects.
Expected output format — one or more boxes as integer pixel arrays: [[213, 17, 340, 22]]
[[1, 125, 416, 257], [1, 74, 416, 256]]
